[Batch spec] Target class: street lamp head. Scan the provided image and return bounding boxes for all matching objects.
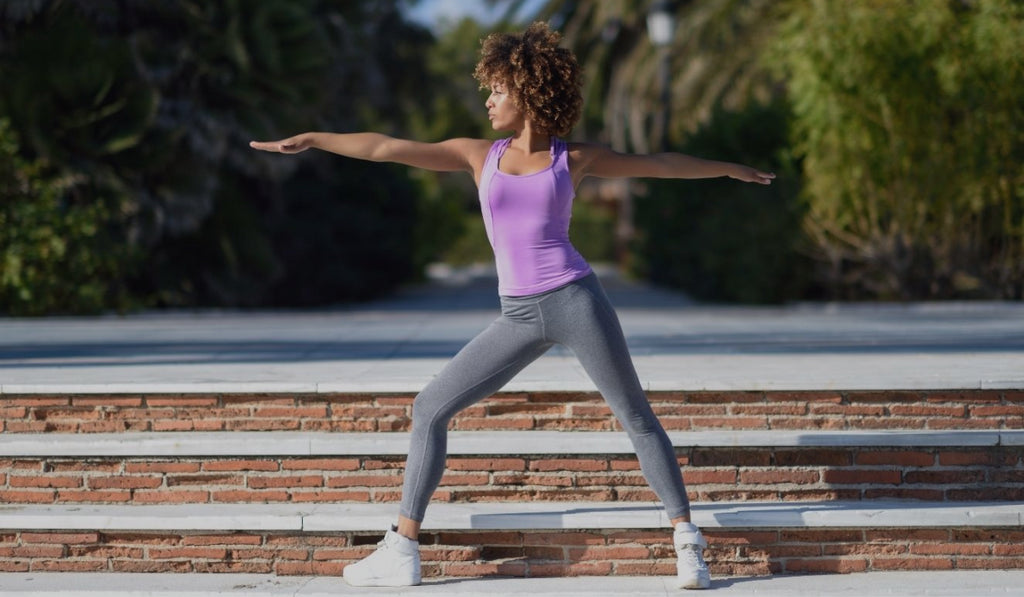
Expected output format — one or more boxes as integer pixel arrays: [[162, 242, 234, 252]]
[[647, 1, 675, 47]]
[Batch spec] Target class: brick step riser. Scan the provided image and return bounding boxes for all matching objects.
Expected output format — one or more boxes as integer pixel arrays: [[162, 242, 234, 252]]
[[1, 528, 1021, 576], [3, 391, 1023, 433], [4, 447, 1022, 505]]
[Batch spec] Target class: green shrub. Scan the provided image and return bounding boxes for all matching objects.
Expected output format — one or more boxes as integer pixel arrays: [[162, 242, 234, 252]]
[[631, 100, 811, 303]]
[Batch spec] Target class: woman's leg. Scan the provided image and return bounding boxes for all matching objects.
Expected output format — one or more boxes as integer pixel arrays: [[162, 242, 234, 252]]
[[542, 276, 691, 521], [398, 304, 552, 527]]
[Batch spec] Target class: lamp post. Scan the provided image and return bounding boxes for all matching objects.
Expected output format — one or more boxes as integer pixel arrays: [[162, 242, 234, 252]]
[[647, 1, 674, 151]]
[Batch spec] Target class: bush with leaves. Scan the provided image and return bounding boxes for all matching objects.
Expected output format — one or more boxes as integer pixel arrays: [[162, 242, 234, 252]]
[[0, 120, 137, 315], [632, 100, 810, 303], [770, 0, 1024, 299]]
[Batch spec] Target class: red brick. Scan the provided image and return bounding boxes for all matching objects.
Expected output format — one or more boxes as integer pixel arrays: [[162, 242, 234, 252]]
[[523, 532, 605, 547], [822, 470, 901, 485], [738, 470, 819, 485], [529, 561, 613, 576], [447, 458, 526, 472], [443, 561, 528, 577], [970, 405, 1024, 417], [910, 543, 991, 555], [112, 561, 191, 573], [88, 477, 163, 490], [691, 416, 767, 429], [281, 459, 360, 471], [31, 560, 108, 572], [202, 460, 280, 472], [872, 557, 953, 570], [248, 475, 322, 489], [852, 391, 921, 403], [291, 490, 371, 502], [957, 557, 1024, 569], [13, 545, 65, 557], [0, 562, 31, 572], [938, 451, 1000, 466], [252, 406, 328, 418], [210, 490, 289, 502], [453, 417, 534, 430], [57, 490, 131, 503], [133, 490, 208, 503], [889, 404, 966, 417], [167, 474, 243, 487], [326, 475, 401, 488], [684, 469, 738, 484], [145, 397, 218, 407], [874, 530, 952, 544], [126, 462, 201, 474], [784, 558, 868, 573], [150, 547, 227, 559], [0, 490, 55, 503], [9, 475, 81, 488], [780, 530, 863, 543], [568, 545, 650, 560], [438, 473, 490, 486], [775, 449, 851, 467], [183, 535, 263, 546], [20, 532, 100, 545], [439, 532, 522, 546], [856, 451, 935, 467], [905, 470, 985, 484], [529, 459, 607, 472], [195, 561, 274, 573]]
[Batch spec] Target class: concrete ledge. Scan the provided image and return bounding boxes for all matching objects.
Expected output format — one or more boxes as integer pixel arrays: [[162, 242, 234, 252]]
[[0, 501, 1020, 532], [3, 571, 1024, 596], [2, 430, 1019, 457]]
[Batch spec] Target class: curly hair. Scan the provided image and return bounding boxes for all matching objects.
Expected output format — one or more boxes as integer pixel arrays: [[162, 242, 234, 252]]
[[473, 22, 583, 138]]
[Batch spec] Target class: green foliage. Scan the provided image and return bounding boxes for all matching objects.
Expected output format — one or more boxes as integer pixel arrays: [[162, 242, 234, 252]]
[[632, 99, 810, 303], [770, 0, 1024, 299], [0, 120, 137, 315], [0, 0, 441, 313]]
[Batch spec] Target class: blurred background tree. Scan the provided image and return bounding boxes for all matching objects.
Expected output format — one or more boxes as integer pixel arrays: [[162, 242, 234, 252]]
[[2, 0, 1021, 315], [770, 0, 1023, 299]]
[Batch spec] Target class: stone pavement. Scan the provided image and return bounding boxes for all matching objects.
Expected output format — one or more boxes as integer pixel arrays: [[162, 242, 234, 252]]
[[1, 265, 1023, 394]]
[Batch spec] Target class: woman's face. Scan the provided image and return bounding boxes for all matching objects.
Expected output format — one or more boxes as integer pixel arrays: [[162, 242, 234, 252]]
[[485, 81, 523, 131]]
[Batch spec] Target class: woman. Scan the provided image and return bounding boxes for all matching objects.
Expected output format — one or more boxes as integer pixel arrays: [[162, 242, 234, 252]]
[[251, 22, 773, 590]]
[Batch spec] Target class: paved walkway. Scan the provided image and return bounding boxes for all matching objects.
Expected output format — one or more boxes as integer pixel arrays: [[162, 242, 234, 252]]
[[1, 266, 1022, 394], [2, 571, 1024, 596]]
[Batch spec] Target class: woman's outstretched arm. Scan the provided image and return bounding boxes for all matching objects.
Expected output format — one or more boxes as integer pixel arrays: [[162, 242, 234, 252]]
[[250, 132, 489, 175], [571, 143, 775, 185]]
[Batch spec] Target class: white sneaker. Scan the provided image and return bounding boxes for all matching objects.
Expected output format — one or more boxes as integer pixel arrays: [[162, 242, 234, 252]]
[[343, 526, 421, 587], [674, 522, 711, 590]]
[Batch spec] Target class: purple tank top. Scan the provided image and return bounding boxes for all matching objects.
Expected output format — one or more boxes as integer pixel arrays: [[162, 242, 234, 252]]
[[478, 136, 593, 297]]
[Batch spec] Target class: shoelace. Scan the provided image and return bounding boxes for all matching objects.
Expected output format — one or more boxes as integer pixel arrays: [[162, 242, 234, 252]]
[[677, 544, 707, 568]]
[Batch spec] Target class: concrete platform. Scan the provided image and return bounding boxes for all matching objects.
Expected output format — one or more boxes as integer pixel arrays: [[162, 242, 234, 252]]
[[2, 430, 1021, 457], [3, 501, 1021, 532], [1, 267, 1023, 394], [2, 571, 1024, 596]]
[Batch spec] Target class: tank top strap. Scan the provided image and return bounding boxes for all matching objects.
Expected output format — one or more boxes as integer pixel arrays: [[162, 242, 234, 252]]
[[551, 137, 569, 172]]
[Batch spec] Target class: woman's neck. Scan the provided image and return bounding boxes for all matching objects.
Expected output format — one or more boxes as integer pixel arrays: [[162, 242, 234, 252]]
[[508, 125, 551, 154]]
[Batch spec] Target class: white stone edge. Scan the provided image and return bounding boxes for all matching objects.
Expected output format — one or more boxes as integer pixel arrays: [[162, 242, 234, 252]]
[[0, 501, 1020, 532], [1, 430, 1019, 457], [6, 380, 1023, 394]]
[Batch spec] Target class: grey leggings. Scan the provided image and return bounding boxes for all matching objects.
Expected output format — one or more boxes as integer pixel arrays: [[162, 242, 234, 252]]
[[398, 273, 690, 522]]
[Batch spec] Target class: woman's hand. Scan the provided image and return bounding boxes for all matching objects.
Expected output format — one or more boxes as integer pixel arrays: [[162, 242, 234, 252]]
[[249, 133, 316, 154], [729, 165, 776, 185]]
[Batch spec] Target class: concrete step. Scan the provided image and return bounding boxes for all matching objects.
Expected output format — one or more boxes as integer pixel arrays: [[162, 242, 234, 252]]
[[1, 502, 1021, 577], [3, 570, 1024, 596], [4, 501, 1021, 531], [4, 430, 1021, 456]]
